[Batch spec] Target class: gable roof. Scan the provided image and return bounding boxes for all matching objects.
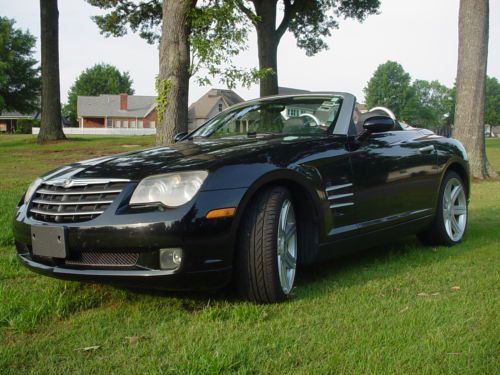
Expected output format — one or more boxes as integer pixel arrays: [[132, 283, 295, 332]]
[[0, 111, 38, 120], [77, 95, 156, 118], [278, 87, 310, 95], [188, 89, 244, 121]]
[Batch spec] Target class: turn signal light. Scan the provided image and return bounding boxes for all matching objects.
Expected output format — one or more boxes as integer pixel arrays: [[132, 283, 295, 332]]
[[205, 207, 236, 219]]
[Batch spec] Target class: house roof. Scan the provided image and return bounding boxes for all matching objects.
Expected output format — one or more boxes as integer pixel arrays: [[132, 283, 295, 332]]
[[188, 89, 244, 121], [0, 111, 38, 120], [77, 95, 156, 118], [277, 87, 311, 95]]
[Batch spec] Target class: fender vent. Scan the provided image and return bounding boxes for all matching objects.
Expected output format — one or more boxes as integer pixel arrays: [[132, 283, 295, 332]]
[[325, 183, 354, 208]]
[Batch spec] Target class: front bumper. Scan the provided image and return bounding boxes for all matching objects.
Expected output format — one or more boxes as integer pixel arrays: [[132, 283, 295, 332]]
[[17, 253, 232, 291], [13, 187, 248, 290]]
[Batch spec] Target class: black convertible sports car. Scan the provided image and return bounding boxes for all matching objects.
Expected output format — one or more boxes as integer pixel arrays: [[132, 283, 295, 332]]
[[13, 93, 469, 303]]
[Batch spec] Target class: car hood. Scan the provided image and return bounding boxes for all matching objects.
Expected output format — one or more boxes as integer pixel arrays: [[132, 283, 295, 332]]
[[41, 136, 309, 182]]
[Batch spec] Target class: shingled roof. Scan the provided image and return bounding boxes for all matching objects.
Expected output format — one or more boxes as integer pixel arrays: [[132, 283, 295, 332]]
[[188, 89, 244, 122], [77, 94, 155, 118]]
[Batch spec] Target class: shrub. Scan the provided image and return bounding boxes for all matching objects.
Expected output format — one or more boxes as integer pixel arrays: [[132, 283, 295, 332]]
[[15, 119, 39, 134]]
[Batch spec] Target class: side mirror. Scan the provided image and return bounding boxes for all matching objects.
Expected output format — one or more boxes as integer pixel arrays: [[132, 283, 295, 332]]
[[174, 132, 188, 143], [363, 116, 395, 133]]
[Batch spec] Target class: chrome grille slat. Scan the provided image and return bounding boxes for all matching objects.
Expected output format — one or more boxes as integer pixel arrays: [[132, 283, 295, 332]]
[[29, 179, 128, 223], [36, 188, 123, 195], [30, 208, 105, 216], [32, 199, 114, 205]]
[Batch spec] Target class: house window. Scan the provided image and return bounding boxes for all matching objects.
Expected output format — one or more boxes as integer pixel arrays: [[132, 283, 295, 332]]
[[150, 121, 156, 129], [106, 118, 113, 128], [287, 108, 300, 117], [123, 120, 129, 128], [130, 120, 136, 128], [218, 103, 223, 112], [114, 120, 121, 128], [138, 120, 143, 128]]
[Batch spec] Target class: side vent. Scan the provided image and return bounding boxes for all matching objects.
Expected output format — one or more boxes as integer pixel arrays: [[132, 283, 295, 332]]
[[325, 183, 354, 208]]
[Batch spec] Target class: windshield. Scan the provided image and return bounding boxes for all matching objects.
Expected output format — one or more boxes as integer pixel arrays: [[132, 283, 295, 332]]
[[191, 96, 343, 139]]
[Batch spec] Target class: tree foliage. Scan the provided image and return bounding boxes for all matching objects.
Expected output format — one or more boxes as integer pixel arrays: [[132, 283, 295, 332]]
[[87, 0, 263, 89], [364, 61, 499, 133], [63, 63, 134, 125], [409, 79, 454, 128], [485, 76, 500, 126], [235, 0, 380, 96], [364, 61, 414, 120], [0, 17, 40, 115], [364, 61, 456, 128]]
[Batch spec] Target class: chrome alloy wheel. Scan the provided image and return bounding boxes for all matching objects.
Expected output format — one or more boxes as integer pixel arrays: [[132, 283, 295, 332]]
[[443, 177, 467, 241], [277, 199, 297, 294]]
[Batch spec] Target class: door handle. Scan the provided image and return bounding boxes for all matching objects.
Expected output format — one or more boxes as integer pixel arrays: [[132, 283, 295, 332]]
[[419, 145, 435, 154]]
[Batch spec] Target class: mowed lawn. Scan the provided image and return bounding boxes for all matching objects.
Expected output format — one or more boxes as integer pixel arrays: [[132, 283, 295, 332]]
[[0, 135, 499, 374]]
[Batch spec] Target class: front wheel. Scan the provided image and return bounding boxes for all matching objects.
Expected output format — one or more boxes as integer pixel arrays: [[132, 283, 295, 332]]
[[418, 171, 468, 246], [237, 186, 298, 303]]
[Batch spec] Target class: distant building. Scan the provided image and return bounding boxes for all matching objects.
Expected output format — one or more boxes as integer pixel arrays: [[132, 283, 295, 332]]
[[0, 111, 39, 133], [188, 89, 244, 131], [77, 93, 157, 129], [277, 87, 310, 96]]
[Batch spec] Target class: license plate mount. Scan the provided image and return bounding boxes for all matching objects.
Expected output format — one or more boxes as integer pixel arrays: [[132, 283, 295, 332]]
[[31, 225, 67, 258]]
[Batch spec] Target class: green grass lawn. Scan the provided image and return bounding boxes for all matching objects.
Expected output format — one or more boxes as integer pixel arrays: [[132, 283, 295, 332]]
[[1, 134, 499, 374]]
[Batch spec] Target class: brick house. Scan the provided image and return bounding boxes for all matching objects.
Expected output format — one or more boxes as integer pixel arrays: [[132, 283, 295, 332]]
[[77, 93, 157, 129], [0, 111, 39, 132]]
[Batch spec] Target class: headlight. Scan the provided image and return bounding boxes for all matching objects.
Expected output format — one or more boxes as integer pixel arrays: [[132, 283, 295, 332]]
[[130, 171, 208, 207], [24, 177, 43, 204]]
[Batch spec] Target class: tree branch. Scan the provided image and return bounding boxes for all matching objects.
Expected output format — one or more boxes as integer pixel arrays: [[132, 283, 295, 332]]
[[276, 0, 294, 42], [234, 0, 258, 26]]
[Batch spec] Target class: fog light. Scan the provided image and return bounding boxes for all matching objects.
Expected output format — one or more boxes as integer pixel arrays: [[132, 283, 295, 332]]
[[159, 248, 183, 270]]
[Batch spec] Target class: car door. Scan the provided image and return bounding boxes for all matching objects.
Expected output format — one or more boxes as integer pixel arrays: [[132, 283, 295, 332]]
[[349, 129, 438, 233], [298, 135, 357, 241]]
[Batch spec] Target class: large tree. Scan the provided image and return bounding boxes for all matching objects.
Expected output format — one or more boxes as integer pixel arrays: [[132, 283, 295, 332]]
[[38, 0, 65, 142], [453, 0, 493, 178], [364, 61, 414, 120], [87, 0, 257, 144], [234, 0, 380, 97], [63, 63, 134, 126], [0, 17, 40, 115]]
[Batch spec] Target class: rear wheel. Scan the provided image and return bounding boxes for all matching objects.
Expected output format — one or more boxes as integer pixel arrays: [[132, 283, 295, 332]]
[[418, 171, 468, 246], [238, 186, 297, 303]]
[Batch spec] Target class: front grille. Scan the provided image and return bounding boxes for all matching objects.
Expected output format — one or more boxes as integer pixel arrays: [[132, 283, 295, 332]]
[[29, 179, 129, 223], [64, 251, 139, 268]]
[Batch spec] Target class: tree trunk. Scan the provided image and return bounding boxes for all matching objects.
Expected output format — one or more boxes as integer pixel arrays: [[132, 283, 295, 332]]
[[38, 0, 65, 142], [453, 0, 494, 178], [156, 0, 192, 145], [253, 0, 279, 97]]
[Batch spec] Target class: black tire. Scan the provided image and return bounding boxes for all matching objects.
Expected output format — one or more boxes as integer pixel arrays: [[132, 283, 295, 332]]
[[418, 171, 468, 246], [237, 186, 297, 303]]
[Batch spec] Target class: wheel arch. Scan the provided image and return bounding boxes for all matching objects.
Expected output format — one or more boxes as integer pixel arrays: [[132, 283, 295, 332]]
[[444, 161, 470, 199], [231, 170, 323, 266]]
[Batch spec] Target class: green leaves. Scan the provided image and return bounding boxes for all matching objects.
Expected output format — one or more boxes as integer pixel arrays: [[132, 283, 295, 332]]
[[63, 63, 134, 125], [364, 61, 457, 129], [364, 61, 413, 120], [0, 17, 40, 115]]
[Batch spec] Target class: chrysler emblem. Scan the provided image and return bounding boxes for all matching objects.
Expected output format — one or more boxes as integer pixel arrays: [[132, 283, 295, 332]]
[[63, 178, 73, 188]]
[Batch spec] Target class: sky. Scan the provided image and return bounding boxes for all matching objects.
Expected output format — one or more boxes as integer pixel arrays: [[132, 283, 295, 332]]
[[1, 0, 499, 105]]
